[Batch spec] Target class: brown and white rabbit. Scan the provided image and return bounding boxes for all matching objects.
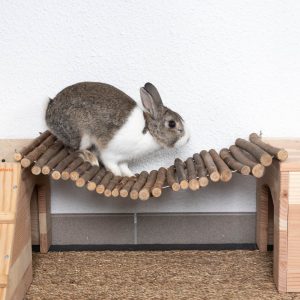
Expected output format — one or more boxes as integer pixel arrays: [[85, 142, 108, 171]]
[[45, 82, 190, 176]]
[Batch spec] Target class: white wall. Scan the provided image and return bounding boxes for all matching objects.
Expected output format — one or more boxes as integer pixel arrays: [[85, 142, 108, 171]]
[[1, 1, 299, 213]]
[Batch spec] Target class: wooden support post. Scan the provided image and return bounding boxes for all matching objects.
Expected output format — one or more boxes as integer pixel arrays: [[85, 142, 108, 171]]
[[36, 176, 52, 254], [0, 161, 51, 299]]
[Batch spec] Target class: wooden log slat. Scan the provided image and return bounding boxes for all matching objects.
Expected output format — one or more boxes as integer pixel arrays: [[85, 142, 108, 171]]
[[61, 157, 84, 180], [96, 171, 113, 194], [219, 148, 250, 175], [31, 141, 64, 175], [186, 157, 199, 191], [51, 152, 79, 180], [200, 150, 220, 182], [139, 170, 158, 201], [112, 177, 129, 197], [209, 149, 232, 182], [174, 158, 189, 190], [235, 138, 272, 167], [166, 166, 180, 191], [130, 171, 149, 200], [120, 177, 137, 198], [193, 153, 209, 187], [229, 145, 265, 178], [249, 133, 288, 161], [14, 130, 51, 161], [76, 165, 100, 188], [70, 161, 92, 181], [104, 176, 122, 197], [42, 148, 69, 175], [151, 167, 167, 198], [21, 134, 57, 168], [241, 149, 259, 163], [86, 167, 106, 191]]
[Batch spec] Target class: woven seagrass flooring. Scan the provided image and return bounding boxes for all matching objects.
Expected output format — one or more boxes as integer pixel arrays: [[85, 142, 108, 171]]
[[26, 250, 300, 300]]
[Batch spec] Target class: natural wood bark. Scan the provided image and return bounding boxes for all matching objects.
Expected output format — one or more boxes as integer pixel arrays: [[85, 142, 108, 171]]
[[193, 153, 209, 187], [139, 170, 158, 200], [166, 166, 180, 191], [104, 176, 122, 197], [130, 171, 149, 200], [249, 133, 288, 161], [75, 165, 100, 188], [200, 150, 220, 182], [70, 161, 91, 181], [112, 177, 129, 197], [151, 167, 167, 197], [96, 172, 114, 194], [14, 130, 51, 161], [42, 148, 69, 175], [209, 149, 232, 182], [241, 149, 259, 163], [186, 157, 199, 191], [120, 177, 137, 198], [21, 135, 56, 168], [229, 145, 265, 178], [219, 148, 250, 175], [31, 141, 64, 175], [174, 158, 189, 189], [86, 167, 106, 191], [235, 138, 272, 166], [51, 152, 78, 180], [61, 157, 84, 180]]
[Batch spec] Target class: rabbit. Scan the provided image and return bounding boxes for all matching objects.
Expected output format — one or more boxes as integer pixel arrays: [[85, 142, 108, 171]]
[[45, 82, 190, 176]]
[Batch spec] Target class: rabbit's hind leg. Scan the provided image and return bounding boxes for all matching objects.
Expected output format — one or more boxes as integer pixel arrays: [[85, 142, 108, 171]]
[[76, 134, 99, 166], [77, 149, 99, 166]]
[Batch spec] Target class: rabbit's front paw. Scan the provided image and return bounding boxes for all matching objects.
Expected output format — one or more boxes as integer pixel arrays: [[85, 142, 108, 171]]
[[103, 161, 122, 176], [119, 162, 134, 177]]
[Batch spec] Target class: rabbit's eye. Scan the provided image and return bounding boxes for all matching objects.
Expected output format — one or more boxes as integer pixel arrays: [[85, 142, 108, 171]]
[[168, 120, 176, 128]]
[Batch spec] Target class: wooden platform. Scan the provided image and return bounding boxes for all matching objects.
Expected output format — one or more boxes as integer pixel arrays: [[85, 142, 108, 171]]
[[257, 138, 300, 292], [0, 137, 299, 298]]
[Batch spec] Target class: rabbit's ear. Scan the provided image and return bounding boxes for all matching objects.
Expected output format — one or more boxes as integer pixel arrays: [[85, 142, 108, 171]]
[[144, 83, 163, 106], [140, 83, 163, 119], [140, 87, 161, 119]]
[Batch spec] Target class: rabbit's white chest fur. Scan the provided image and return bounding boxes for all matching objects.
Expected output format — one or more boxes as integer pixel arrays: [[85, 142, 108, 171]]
[[100, 105, 161, 163]]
